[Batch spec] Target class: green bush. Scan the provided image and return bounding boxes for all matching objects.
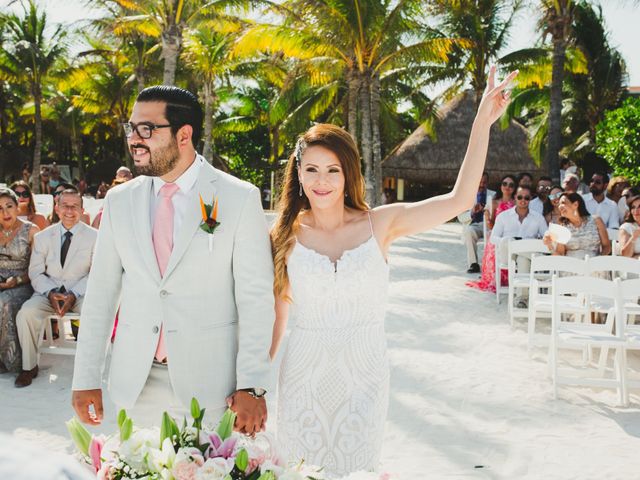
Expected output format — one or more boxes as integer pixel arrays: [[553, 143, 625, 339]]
[[596, 97, 640, 185]]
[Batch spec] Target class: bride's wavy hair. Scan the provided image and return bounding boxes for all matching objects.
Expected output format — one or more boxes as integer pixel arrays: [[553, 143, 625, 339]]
[[271, 123, 368, 300]]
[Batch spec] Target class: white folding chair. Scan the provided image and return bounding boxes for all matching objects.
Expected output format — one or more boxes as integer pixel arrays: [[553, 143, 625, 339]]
[[39, 313, 80, 355], [528, 255, 589, 352], [82, 197, 104, 224], [620, 278, 640, 404], [33, 194, 54, 218], [507, 239, 548, 326], [549, 275, 627, 405], [495, 237, 509, 304]]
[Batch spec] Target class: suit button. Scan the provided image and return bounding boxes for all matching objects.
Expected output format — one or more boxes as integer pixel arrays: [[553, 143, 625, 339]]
[[160, 290, 168, 298], [152, 326, 159, 334]]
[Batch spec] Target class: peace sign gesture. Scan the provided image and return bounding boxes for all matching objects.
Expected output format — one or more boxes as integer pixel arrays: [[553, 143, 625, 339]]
[[477, 65, 518, 125]]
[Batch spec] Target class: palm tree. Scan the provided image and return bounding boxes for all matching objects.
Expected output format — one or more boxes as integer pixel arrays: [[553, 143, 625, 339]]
[[236, 0, 457, 205], [0, 0, 66, 192]]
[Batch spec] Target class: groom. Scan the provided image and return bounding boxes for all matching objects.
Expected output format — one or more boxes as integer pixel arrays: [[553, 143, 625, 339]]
[[71, 86, 274, 434]]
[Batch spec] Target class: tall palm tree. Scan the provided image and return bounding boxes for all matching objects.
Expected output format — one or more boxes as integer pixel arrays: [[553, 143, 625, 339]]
[[539, 0, 575, 181], [0, 0, 66, 192], [236, 0, 457, 205]]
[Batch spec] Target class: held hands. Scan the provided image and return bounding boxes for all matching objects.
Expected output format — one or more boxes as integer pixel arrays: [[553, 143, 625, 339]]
[[48, 291, 76, 316], [0, 277, 18, 290], [476, 65, 518, 125], [226, 390, 267, 437], [71, 389, 104, 425]]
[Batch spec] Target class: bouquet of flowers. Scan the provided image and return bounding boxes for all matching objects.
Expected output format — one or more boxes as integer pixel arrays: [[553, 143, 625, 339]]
[[67, 398, 322, 480]]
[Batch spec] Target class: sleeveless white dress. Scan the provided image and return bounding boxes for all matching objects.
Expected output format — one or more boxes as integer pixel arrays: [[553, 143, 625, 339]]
[[277, 215, 390, 478]]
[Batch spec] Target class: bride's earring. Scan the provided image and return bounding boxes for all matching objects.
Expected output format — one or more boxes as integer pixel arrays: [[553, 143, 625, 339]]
[[299, 183, 303, 197]]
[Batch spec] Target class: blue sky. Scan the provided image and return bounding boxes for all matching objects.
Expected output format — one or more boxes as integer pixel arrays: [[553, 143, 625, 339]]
[[2, 0, 639, 85]]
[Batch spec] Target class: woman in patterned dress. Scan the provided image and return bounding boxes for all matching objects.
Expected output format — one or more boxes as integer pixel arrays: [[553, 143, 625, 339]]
[[269, 67, 518, 477]]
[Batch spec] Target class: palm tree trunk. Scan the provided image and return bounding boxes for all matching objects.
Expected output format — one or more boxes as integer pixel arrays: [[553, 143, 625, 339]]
[[359, 70, 374, 205], [161, 25, 182, 85], [32, 86, 43, 194], [546, 35, 566, 183], [370, 71, 383, 206], [347, 67, 359, 141], [202, 83, 215, 163], [71, 131, 84, 179], [270, 125, 280, 164]]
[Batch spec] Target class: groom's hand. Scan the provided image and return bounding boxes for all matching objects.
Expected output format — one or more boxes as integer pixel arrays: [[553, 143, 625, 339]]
[[228, 390, 267, 436], [71, 389, 104, 425]]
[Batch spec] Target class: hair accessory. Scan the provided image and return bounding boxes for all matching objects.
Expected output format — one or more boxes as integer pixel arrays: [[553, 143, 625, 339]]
[[294, 138, 307, 167]]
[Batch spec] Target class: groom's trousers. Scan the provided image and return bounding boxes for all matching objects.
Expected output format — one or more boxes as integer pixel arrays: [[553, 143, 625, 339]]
[[123, 363, 226, 428]]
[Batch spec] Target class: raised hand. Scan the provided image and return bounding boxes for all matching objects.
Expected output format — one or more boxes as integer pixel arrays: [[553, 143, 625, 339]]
[[477, 65, 518, 125]]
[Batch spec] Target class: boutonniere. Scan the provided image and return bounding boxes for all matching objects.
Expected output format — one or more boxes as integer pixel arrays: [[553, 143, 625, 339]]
[[199, 194, 220, 251]]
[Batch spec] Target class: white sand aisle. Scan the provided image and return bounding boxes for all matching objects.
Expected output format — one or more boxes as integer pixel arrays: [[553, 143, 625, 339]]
[[1, 223, 640, 478]]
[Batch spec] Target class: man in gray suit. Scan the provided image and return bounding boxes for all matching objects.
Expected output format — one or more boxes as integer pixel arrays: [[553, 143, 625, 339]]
[[71, 86, 274, 434], [15, 190, 97, 387]]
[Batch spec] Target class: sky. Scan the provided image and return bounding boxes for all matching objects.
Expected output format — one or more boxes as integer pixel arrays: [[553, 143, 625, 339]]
[[2, 0, 640, 86]]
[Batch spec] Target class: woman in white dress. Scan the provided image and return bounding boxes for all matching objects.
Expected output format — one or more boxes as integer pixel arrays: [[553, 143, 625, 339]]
[[270, 67, 517, 477]]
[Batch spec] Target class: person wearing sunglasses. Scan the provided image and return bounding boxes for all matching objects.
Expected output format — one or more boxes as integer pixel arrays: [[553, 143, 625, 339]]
[[467, 174, 517, 292], [543, 186, 564, 225], [9, 181, 50, 231], [490, 185, 548, 273], [529, 176, 552, 216], [582, 172, 619, 229]]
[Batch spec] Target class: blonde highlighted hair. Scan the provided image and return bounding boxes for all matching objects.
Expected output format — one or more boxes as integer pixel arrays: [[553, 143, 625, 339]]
[[271, 124, 368, 300]]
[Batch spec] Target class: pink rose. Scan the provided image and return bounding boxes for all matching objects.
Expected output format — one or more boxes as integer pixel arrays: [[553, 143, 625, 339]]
[[173, 460, 200, 480]]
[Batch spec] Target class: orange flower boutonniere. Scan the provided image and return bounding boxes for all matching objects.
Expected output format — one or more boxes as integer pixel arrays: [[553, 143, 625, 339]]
[[199, 195, 220, 251]]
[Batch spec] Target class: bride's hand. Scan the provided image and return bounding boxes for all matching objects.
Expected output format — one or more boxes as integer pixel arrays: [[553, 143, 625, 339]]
[[476, 65, 518, 125]]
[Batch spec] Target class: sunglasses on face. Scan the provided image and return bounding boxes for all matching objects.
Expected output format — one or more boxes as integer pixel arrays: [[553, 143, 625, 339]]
[[13, 190, 30, 199], [537, 185, 551, 192], [502, 181, 515, 188], [549, 192, 563, 201], [516, 195, 531, 201]]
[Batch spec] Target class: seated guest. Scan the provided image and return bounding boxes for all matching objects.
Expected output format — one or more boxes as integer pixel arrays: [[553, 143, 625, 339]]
[[0, 189, 39, 373], [619, 194, 640, 259], [582, 172, 619, 229], [48, 184, 90, 225], [462, 172, 495, 273], [490, 185, 548, 272], [561, 172, 580, 194], [530, 176, 552, 215], [466, 174, 516, 292], [516, 172, 533, 189], [10, 181, 49, 231], [14, 190, 97, 388], [543, 192, 610, 258], [38, 168, 52, 195], [543, 186, 564, 225], [114, 166, 133, 182]]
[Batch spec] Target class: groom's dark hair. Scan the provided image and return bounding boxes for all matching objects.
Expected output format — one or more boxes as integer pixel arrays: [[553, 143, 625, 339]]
[[136, 86, 203, 148]]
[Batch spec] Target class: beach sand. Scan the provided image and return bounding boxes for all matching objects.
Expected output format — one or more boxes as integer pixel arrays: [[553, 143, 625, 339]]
[[1, 222, 639, 478]]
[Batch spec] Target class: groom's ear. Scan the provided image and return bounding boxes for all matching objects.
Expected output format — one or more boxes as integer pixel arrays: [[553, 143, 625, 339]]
[[176, 124, 193, 147]]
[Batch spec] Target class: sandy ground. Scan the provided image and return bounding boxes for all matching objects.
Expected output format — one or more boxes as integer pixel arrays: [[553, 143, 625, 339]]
[[2, 222, 640, 479]]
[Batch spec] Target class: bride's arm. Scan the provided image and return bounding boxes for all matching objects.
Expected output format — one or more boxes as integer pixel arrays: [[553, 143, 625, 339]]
[[270, 288, 291, 360], [373, 67, 518, 247]]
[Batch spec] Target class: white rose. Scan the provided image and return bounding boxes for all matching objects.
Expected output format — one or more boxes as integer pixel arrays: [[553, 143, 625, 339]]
[[195, 457, 234, 480]]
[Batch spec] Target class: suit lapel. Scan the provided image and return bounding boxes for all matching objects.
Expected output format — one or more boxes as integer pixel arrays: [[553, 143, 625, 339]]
[[131, 177, 161, 283], [51, 227, 62, 268], [162, 163, 218, 282]]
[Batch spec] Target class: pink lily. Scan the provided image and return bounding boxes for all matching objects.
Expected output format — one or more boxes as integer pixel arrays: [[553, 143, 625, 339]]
[[89, 435, 105, 472], [206, 432, 237, 459]]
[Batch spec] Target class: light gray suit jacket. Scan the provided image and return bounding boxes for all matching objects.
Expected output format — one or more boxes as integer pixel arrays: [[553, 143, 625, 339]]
[[29, 222, 97, 297], [71, 159, 275, 411]]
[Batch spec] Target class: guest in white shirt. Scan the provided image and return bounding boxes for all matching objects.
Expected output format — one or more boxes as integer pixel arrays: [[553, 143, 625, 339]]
[[562, 173, 580, 194], [582, 172, 620, 229], [491, 185, 548, 273], [606, 176, 630, 224], [530, 176, 552, 216]]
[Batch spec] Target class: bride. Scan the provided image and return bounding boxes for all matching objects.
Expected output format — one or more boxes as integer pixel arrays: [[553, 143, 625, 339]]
[[269, 66, 517, 477]]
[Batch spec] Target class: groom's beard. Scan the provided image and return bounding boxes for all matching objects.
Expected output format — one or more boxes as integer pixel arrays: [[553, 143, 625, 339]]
[[132, 138, 180, 177]]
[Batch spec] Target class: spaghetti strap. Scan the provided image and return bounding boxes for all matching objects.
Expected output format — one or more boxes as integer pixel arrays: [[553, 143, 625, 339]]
[[366, 210, 374, 237]]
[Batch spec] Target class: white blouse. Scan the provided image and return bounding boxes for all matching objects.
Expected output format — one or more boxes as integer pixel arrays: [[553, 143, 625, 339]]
[[620, 222, 640, 255]]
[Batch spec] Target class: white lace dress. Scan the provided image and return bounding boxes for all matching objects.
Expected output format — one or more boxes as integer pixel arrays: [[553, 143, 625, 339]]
[[276, 223, 390, 478]]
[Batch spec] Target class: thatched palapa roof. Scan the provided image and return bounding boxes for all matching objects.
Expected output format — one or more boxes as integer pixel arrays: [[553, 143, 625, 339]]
[[383, 91, 546, 187]]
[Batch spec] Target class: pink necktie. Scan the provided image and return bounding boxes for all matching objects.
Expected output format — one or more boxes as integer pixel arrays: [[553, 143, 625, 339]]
[[152, 182, 180, 362]]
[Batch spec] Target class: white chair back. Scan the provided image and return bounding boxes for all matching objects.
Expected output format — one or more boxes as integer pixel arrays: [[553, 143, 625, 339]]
[[588, 255, 640, 279], [33, 194, 53, 217], [82, 197, 104, 223]]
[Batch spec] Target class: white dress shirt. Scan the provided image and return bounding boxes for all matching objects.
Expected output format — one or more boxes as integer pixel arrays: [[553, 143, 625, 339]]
[[491, 207, 548, 245], [582, 193, 620, 229], [150, 155, 203, 243], [529, 197, 544, 215]]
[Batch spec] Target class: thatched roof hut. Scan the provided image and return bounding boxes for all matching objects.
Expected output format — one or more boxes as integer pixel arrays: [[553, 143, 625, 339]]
[[383, 91, 546, 190]]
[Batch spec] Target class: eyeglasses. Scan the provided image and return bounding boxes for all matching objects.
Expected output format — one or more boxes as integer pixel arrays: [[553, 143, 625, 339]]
[[12, 190, 30, 199], [537, 185, 551, 192], [502, 181, 515, 188], [122, 121, 173, 139], [549, 192, 563, 201], [516, 195, 531, 201]]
